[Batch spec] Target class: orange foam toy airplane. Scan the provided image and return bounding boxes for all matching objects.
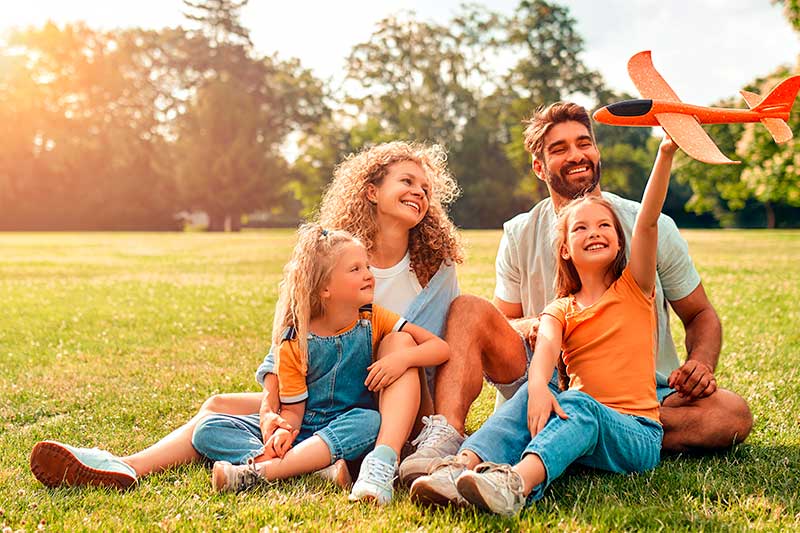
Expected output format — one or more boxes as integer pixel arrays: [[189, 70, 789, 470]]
[[593, 51, 800, 164]]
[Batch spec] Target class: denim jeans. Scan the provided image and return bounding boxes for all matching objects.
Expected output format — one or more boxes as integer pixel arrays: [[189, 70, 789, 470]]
[[191, 408, 381, 464], [193, 307, 382, 464], [461, 386, 663, 503]]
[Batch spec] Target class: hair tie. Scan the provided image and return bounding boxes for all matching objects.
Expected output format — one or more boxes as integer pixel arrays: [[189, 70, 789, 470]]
[[320, 228, 329, 237]]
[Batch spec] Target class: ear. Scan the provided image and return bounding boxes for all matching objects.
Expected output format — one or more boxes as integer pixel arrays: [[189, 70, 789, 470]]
[[560, 244, 570, 260], [365, 184, 378, 204], [532, 156, 545, 182], [320, 286, 331, 301]]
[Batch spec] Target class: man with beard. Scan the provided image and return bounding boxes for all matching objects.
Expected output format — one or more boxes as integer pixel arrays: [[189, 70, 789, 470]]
[[399, 102, 753, 485]]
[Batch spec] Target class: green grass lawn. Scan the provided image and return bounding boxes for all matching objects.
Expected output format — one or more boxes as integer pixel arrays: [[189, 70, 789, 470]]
[[1, 230, 798, 532]]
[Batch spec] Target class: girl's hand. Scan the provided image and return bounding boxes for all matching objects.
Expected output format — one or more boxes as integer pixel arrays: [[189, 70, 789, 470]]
[[659, 132, 678, 156], [527, 382, 568, 437], [259, 401, 294, 446], [264, 427, 298, 458], [365, 354, 409, 391]]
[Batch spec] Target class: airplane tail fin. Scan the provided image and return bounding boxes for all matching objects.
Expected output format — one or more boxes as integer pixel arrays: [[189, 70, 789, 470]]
[[739, 76, 800, 144]]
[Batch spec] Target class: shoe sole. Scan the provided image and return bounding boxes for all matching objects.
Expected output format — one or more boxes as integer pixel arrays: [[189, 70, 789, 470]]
[[409, 478, 461, 507], [30, 441, 136, 490], [456, 474, 514, 516], [211, 463, 230, 492]]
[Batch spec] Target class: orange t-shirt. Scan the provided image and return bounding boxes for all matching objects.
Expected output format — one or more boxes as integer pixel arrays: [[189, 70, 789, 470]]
[[275, 305, 405, 404], [542, 267, 660, 422]]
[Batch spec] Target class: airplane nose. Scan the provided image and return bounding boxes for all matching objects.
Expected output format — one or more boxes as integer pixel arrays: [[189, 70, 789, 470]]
[[593, 107, 612, 124]]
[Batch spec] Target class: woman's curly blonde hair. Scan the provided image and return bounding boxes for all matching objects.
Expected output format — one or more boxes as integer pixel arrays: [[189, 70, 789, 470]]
[[318, 141, 463, 287]]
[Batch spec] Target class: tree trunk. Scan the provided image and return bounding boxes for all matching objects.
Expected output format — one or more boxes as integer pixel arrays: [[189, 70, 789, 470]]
[[229, 211, 242, 232], [207, 210, 225, 232], [765, 201, 776, 229]]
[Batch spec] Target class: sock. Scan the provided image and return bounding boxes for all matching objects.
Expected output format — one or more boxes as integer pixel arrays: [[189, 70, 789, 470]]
[[370, 444, 398, 466]]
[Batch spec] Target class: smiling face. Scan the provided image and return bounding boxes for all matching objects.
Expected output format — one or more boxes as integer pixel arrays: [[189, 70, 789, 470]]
[[319, 241, 375, 311], [534, 120, 601, 201], [366, 160, 431, 229], [561, 201, 621, 271]]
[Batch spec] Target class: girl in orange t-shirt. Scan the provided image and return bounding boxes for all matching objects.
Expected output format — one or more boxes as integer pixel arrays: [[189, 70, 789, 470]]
[[417, 135, 678, 516]]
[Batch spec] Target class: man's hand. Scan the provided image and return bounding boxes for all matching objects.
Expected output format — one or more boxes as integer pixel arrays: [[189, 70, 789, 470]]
[[511, 317, 540, 351], [668, 360, 717, 400], [365, 353, 409, 392], [263, 427, 298, 458], [527, 381, 567, 437]]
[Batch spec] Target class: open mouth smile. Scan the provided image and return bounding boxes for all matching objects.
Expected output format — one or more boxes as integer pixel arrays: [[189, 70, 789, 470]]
[[584, 242, 607, 251], [401, 200, 421, 213]]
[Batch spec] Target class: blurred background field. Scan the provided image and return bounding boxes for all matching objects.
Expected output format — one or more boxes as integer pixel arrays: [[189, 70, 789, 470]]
[[1, 229, 798, 532]]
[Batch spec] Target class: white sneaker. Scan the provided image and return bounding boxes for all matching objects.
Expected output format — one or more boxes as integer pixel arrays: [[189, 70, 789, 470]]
[[211, 460, 262, 492], [456, 462, 526, 516], [399, 415, 464, 485], [30, 441, 137, 490], [314, 458, 352, 489], [348, 451, 397, 506], [409, 456, 468, 507]]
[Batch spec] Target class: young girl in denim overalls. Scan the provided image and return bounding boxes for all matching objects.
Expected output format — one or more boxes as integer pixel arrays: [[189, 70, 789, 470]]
[[194, 224, 449, 502]]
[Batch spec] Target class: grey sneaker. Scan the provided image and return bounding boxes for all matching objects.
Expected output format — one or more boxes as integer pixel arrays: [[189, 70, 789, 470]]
[[409, 456, 468, 507], [211, 460, 262, 492], [314, 458, 352, 489], [456, 462, 526, 516], [348, 452, 397, 505], [399, 415, 464, 485], [30, 440, 137, 490]]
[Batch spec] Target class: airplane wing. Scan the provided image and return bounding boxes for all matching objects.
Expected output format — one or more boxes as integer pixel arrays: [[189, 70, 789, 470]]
[[655, 113, 739, 164], [628, 51, 681, 102]]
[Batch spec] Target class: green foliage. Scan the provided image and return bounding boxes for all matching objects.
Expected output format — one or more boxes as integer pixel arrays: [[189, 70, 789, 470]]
[[2, 230, 799, 531]]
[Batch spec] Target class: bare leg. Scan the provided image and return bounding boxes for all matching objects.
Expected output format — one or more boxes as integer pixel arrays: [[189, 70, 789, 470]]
[[256, 436, 332, 480], [513, 454, 546, 495], [413, 368, 434, 437], [435, 295, 528, 433], [660, 388, 752, 452], [375, 332, 421, 455], [123, 390, 265, 476]]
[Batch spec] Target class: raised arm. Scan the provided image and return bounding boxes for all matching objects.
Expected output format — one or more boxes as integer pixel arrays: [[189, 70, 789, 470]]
[[630, 134, 678, 295]]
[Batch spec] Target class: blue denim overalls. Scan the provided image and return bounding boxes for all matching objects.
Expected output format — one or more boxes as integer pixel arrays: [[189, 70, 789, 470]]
[[192, 306, 381, 464]]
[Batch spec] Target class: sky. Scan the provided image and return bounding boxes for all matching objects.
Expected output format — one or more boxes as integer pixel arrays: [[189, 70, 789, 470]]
[[2, 0, 798, 106]]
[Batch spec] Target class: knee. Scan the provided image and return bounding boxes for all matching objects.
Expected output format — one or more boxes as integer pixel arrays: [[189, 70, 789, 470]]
[[377, 331, 416, 359], [445, 295, 500, 347], [557, 391, 600, 421], [198, 393, 228, 416], [716, 390, 753, 444]]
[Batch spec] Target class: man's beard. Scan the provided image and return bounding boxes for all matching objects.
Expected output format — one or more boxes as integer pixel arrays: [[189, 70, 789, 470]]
[[545, 160, 602, 199]]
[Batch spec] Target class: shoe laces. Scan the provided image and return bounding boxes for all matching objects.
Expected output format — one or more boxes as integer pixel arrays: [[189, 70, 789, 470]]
[[411, 416, 457, 449], [362, 456, 396, 488], [430, 456, 466, 479], [474, 462, 524, 497], [232, 459, 261, 491]]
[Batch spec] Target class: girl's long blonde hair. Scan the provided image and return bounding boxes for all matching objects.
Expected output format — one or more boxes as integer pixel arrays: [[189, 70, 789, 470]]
[[318, 141, 463, 287], [271, 223, 362, 365], [553, 195, 627, 298]]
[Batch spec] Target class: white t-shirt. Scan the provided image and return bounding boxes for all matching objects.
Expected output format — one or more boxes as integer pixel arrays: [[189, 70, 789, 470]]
[[371, 251, 423, 316], [494, 191, 701, 386]]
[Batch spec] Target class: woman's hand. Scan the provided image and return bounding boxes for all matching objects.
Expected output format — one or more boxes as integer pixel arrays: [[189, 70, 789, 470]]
[[365, 353, 410, 392], [527, 381, 568, 437]]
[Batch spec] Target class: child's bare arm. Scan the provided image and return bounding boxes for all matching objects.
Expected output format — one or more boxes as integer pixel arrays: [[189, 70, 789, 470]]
[[527, 314, 567, 436], [364, 323, 449, 392], [630, 134, 678, 295]]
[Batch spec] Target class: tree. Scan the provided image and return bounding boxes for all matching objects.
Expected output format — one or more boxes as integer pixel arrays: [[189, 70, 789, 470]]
[[0, 23, 180, 230], [171, 0, 327, 230]]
